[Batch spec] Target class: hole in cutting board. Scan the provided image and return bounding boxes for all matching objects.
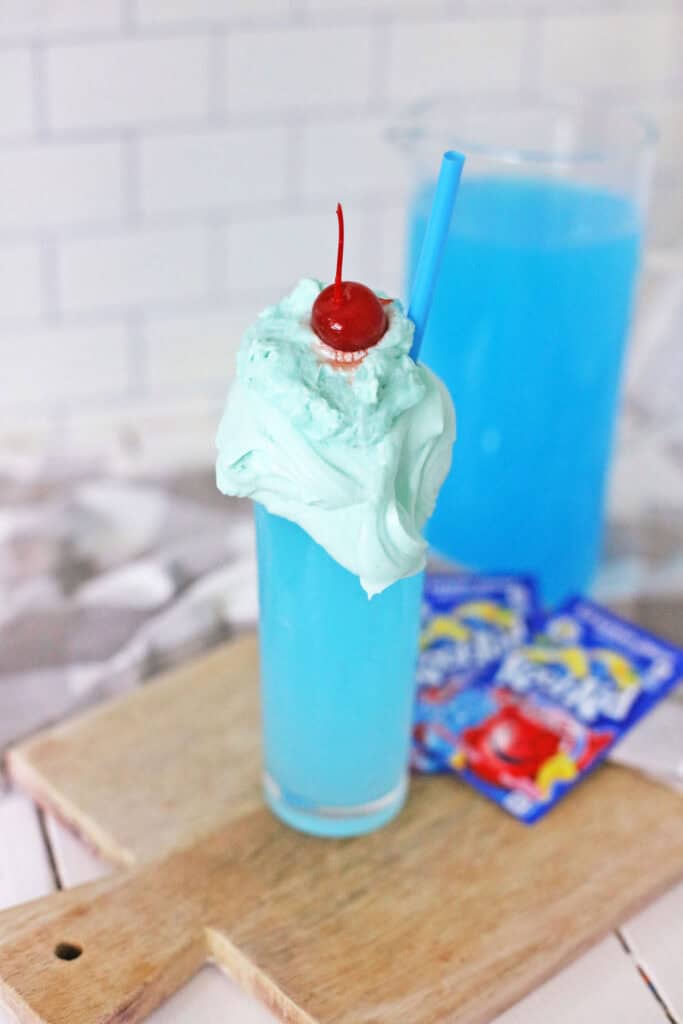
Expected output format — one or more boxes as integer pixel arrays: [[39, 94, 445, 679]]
[[54, 942, 82, 961]]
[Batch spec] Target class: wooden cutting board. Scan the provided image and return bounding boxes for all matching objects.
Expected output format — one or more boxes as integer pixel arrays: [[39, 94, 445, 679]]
[[3, 634, 683, 1024]]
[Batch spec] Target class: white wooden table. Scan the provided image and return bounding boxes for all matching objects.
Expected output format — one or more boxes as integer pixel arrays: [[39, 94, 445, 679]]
[[0, 790, 680, 1024]]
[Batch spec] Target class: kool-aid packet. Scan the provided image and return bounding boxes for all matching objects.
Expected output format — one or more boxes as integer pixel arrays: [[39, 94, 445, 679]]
[[415, 595, 683, 823], [413, 572, 539, 771]]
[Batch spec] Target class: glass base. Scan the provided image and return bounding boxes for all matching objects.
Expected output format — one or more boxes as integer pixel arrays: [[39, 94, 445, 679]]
[[263, 773, 408, 838]]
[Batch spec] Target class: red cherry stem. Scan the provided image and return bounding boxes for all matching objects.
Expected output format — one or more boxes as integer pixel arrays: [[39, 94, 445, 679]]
[[334, 202, 344, 307]]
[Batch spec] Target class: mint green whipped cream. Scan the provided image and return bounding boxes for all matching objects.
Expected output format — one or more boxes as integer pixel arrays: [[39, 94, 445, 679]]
[[216, 278, 455, 597]]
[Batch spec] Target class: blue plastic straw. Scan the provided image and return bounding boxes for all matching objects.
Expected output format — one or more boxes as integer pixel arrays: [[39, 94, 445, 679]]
[[407, 150, 465, 362]]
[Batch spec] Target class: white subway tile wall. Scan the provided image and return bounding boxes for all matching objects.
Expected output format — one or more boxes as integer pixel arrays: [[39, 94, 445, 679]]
[[139, 126, 289, 214], [0, 1, 122, 40], [224, 27, 374, 115], [2, 322, 130, 405], [227, 208, 339, 293], [0, 0, 682, 443], [57, 224, 210, 311], [387, 18, 528, 100], [538, 12, 681, 91], [135, 0, 292, 28], [45, 38, 212, 132], [144, 307, 253, 396], [0, 141, 124, 231], [299, 114, 411, 201]]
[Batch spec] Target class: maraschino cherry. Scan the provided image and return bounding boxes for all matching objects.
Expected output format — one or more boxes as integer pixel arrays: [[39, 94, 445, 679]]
[[311, 203, 389, 355]]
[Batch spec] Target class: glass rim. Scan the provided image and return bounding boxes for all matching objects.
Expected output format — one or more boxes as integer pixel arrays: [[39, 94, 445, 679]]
[[391, 98, 658, 168]]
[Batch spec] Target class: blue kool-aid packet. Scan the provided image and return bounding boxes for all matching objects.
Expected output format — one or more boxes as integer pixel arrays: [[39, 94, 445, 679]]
[[413, 572, 539, 770], [415, 596, 683, 824]]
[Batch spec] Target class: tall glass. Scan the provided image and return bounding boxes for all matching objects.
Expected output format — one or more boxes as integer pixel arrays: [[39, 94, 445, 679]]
[[254, 504, 424, 838], [396, 103, 656, 605]]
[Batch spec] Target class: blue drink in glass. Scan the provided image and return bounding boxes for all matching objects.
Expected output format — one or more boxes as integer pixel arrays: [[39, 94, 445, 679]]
[[255, 503, 424, 838], [409, 175, 642, 604]]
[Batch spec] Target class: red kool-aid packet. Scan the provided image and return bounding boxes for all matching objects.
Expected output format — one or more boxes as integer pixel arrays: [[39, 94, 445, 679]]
[[414, 591, 683, 823]]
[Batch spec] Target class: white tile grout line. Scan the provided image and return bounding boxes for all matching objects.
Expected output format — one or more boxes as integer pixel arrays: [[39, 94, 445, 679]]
[[122, 130, 142, 226], [0, 23, 283, 51], [120, 0, 135, 35], [38, 234, 61, 321], [0, 11, 508, 50], [208, 32, 228, 122], [205, 216, 230, 301], [0, 103, 395, 151], [125, 310, 147, 401], [289, 0, 308, 25], [0, 192, 410, 248], [29, 41, 49, 140], [284, 118, 304, 207], [0, 84, 681, 152], [0, 295, 266, 341], [519, 14, 543, 101], [0, 3, 678, 47], [367, 12, 393, 115]]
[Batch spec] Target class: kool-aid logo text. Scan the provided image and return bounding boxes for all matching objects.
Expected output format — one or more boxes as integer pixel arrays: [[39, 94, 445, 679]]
[[417, 646, 460, 686], [462, 626, 524, 667], [496, 649, 641, 723], [419, 621, 525, 681]]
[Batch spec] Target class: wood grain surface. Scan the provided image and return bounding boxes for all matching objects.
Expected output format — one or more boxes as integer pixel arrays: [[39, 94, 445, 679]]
[[8, 635, 263, 866], [41, 809, 678, 1024], [2, 636, 683, 1024]]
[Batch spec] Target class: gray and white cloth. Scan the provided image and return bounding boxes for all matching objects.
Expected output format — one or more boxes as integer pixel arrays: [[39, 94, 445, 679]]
[[0, 456, 257, 755]]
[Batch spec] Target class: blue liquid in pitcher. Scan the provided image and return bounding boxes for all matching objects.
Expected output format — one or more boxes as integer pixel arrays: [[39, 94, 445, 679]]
[[409, 176, 641, 605]]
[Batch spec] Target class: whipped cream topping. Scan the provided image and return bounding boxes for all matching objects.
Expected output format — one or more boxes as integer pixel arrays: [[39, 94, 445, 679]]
[[216, 278, 455, 596]]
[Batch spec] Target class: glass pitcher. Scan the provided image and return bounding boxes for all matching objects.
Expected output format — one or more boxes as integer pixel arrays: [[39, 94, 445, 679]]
[[394, 101, 656, 604]]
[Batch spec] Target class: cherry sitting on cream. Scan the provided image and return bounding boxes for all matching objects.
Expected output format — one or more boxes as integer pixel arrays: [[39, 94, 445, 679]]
[[311, 203, 389, 353]]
